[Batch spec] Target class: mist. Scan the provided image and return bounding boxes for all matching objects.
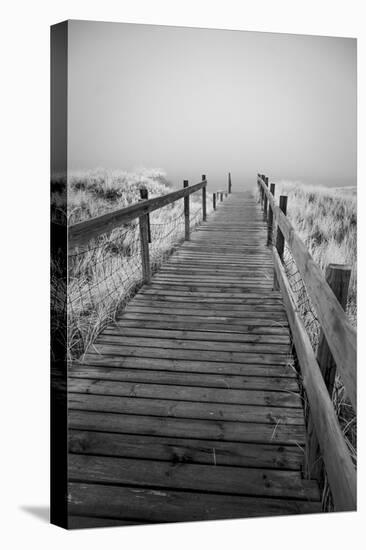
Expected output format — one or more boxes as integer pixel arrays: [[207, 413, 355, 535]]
[[68, 20, 356, 191]]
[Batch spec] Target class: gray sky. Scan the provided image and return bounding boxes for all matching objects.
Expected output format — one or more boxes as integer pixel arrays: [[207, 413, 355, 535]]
[[68, 20, 356, 190]]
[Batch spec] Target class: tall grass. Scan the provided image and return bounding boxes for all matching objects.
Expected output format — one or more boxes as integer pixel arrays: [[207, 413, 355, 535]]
[[272, 180, 357, 504], [66, 168, 209, 359]]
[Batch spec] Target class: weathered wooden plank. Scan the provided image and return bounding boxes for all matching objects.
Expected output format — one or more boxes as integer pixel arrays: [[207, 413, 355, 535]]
[[68, 393, 304, 424], [102, 326, 291, 344], [69, 455, 319, 500], [70, 366, 298, 391], [112, 318, 289, 335], [146, 285, 274, 293], [167, 259, 273, 266], [166, 258, 273, 265], [68, 379, 302, 408], [93, 335, 290, 355], [113, 313, 289, 337], [70, 357, 297, 378], [69, 410, 306, 445], [161, 268, 271, 274], [152, 275, 274, 284], [86, 344, 292, 365], [144, 286, 272, 296], [69, 430, 304, 469], [123, 305, 286, 320], [68, 483, 322, 522], [140, 289, 283, 299], [132, 296, 286, 312]]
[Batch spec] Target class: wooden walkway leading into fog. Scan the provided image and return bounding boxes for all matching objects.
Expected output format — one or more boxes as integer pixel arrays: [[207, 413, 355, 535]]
[[67, 192, 321, 528]]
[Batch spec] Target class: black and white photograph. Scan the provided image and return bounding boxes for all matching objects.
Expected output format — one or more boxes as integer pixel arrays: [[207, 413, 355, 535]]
[[50, 18, 358, 529]]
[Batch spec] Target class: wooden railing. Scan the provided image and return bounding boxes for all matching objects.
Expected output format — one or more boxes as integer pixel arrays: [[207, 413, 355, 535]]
[[257, 173, 357, 512], [68, 173, 233, 283]]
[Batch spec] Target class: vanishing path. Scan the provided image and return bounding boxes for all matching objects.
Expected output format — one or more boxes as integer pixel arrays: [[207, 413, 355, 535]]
[[67, 191, 321, 528]]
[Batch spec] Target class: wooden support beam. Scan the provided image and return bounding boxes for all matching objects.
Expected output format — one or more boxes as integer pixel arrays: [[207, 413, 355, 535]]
[[307, 264, 352, 481], [263, 177, 269, 220], [267, 183, 275, 245], [273, 195, 287, 290], [139, 213, 151, 284], [260, 174, 265, 207], [275, 195, 288, 259], [202, 175, 207, 221], [183, 180, 190, 240], [319, 264, 352, 393], [140, 188, 151, 243]]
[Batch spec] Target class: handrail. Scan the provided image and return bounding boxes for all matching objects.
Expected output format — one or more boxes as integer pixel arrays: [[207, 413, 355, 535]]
[[68, 179, 207, 250], [273, 248, 356, 511], [257, 172, 356, 511], [257, 175, 356, 410]]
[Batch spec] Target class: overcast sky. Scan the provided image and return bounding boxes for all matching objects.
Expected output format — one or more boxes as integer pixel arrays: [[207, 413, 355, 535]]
[[68, 20, 356, 190]]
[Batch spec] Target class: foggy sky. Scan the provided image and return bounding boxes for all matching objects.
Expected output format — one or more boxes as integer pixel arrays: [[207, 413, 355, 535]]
[[68, 20, 356, 190]]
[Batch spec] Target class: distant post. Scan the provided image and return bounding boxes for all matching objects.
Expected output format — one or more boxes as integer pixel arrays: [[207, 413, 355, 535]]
[[228, 172, 232, 194], [183, 180, 190, 240], [267, 183, 275, 245], [139, 188, 151, 284], [307, 264, 352, 482], [213, 192, 216, 210], [202, 174, 207, 221], [220, 192, 223, 202], [263, 176, 269, 220]]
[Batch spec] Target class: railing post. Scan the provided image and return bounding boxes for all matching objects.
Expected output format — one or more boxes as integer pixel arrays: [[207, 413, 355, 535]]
[[275, 195, 288, 259], [257, 173, 262, 206], [213, 192, 216, 210], [259, 174, 264, 207], [318, 264, 352, 394], [228, 172, 232, 194], [139, 188, 151, 243], [201, 174, 207, 221], [183, 180, 190, 240], [307, 263, 352, 482], [263, 176, 269, 220], [138, 188, 151, 284], [267, 183, 275, 245], [273, 195, 288, 290]]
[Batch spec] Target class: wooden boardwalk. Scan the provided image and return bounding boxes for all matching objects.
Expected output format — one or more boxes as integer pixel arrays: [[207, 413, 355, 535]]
[[68, 191, 322, 528]]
